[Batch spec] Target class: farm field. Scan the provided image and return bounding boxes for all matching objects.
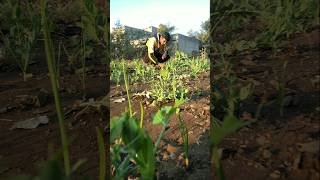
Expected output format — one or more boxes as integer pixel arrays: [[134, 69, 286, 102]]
[[110, 57, 210, 179], [209, 1, 319, 179], [0, 0, 318, 179], [0, 57, 108, 179], [212, 28, 319, 179], [0, 0, 109, 179]]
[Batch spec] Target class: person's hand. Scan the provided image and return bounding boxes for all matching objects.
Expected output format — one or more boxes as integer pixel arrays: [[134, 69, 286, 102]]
[[158, 63, 165, 69]]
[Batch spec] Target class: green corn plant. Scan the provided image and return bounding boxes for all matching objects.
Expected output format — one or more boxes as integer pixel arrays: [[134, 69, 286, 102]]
[[41, 0, 70, 175], [1, 0, 40, 81], [110, 61, 122, 86], [75, 26, 93, 99], [116, 70, 122, 86], [122, 62, 133, 117], [171, 77, 177, 99], [274, 60, 288, 117], [81, 29, 86, 98], [257, 0, 318, 53], [210, 55, 268, 179], [210, 113, 255, 179], [96, 127, 106, 180], [189, 59, 203, 77], [140, 101, 144, 128], [150, 61, 191, 102], [71, 0, 107, 97], [53, 41, 62, 89], [134, 60, 146, 83], [62, 43, 78, 73], [79, 0, 108, 62]]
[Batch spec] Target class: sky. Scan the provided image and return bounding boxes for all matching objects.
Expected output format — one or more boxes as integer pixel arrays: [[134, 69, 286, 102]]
[[110, 0, 209, 36]]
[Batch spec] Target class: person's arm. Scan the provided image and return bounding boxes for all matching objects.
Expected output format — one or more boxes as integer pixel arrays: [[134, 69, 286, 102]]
[[148, 52, 158, 64], [146, 38, 158, 64]]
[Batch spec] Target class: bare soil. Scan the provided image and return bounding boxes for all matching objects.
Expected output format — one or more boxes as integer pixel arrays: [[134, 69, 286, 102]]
[[110, 70, 211, 180], [212, 27, 320, 180], [0, 55, 108, 179]]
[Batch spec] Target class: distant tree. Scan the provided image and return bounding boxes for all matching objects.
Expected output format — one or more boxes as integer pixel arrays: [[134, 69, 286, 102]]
[[111, 20, 135, 59], [158, 23, 175, 34], [200, 20, 210, 32], [187, 29, 198, 38], [114, 20, 121, 28], [186, 20, 209, 44]]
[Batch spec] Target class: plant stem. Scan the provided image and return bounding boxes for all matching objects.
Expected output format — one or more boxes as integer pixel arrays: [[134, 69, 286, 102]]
[[212, 148, 225, 180], [122, 63, 132, 117], [140, 101, 144, 128], [154, 123, 168, 151], [56, 41, 61, 89], [81, 28, 86, 98], [41, 0, 70, 175], [96, 127, 106, 180]]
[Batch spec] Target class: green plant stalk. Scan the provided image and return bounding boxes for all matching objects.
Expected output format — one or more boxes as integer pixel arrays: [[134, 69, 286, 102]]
[[55, 41, 61, 88], [122, 62, 132, 117], [96, 127, 106, 180], [116, 71, 121, 86], [81, 29, 86, 97], [154, 122, 169, 151], [62, 44, 76, 70], [140, 101, 144, 128], [41, 0, 70, 175], [1, 27, 30, 82], [211, 147, 225, 180], [22, 56, 29, 82]]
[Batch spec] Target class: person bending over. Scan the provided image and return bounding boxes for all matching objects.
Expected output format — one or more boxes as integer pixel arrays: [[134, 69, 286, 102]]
[[142, 32, 171, 68]]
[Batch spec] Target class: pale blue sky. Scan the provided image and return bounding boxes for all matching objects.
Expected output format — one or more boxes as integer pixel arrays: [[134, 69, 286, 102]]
[[110, 0, 209, 36]]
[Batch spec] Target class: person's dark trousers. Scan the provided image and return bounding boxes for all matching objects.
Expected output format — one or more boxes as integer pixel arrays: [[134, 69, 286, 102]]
[[142, 49, 170, 64]]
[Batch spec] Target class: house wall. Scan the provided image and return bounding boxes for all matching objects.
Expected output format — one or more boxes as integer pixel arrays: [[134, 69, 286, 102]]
[[173, 34, 200, 55]]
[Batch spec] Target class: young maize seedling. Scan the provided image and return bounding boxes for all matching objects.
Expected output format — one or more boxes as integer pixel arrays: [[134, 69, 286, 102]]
[[140, 101, 144, 128], [52, 41, 62, 89], [275, 60, 288, 117], [0, 1, 40, 81], [80, 27, 87, 98], [122, 62, 133, 117], [211, 56, 259, 180], [96, 127, 106, 180], [41, 0, 70, 175]]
